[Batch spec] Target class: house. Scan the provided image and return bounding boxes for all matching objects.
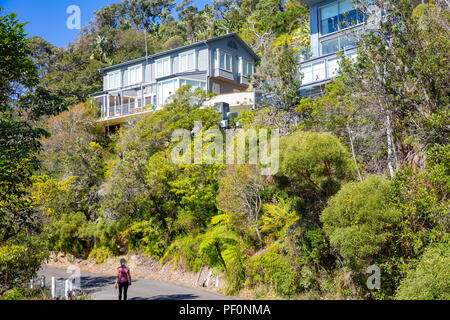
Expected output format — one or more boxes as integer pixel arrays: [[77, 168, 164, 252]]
[[91, 33, 260, 131], [299, 0, 427, 98]]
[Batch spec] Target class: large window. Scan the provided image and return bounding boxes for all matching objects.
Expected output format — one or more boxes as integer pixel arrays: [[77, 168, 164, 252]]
[[179, 51, 195, 72], [158, 79, 176, 106], [128, 65, 142, 85], [179, 79, 206, 91], [242, 60, 254, 77], [217, 50, 232, 72], [321, 33, 359, 54], [320, 0, 365, 36], [107, 71, 121, 89], [156, 57, 171, 78]]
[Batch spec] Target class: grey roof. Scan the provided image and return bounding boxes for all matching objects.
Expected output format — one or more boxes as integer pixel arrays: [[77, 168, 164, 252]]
[[300, 0, 328, 5], [100, 33, 260, 72]]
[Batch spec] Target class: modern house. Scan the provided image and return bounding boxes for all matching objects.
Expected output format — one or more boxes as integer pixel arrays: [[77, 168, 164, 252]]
[[299, 0, 426, 97], [91, 33, 260, 131]]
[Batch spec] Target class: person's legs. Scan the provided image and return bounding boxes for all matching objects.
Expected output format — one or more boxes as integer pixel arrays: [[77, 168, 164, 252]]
[[122, 283, 129, 300], [118, 282, 124, 300]]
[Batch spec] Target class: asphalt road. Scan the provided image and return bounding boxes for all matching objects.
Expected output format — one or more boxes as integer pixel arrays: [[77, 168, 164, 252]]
[[38, 266, 236, 300]]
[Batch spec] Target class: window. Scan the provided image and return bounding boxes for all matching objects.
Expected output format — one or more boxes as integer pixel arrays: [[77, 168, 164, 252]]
[[217, 50, 232, 72], [156, 57, 171, 78], [242, 60, 254, 77], [179, 51, 195, 72], [128, 65, 142, 85], [107, 71, 121, 89], [321, 34, 359, 55], [158, 79, 176, 106], [320, 0, 364, 36], [179, 79, 206, 91], [213, 83, 221, 94]]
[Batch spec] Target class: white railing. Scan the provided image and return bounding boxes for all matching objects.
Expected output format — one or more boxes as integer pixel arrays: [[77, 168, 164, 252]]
[[101, 101, 153, 120], [300, 48, 358, 87]]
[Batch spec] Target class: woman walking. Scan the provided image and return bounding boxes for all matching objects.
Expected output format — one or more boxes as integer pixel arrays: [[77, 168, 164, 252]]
[[115, 258, 132, 300]]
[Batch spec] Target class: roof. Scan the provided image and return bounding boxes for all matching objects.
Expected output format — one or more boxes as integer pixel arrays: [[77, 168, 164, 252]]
[[100, 33, 260, 72], [300, 0, 327, 6]]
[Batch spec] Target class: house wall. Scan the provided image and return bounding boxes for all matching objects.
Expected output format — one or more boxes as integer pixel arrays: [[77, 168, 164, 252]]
[[100, 35, 257, 98]]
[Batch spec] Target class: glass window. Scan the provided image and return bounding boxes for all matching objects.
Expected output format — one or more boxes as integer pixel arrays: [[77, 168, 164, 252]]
[[128, 65, 142, 85], [156, 57, 171, 78], [218, 51, 232, 72], [242, 60, 254, 77], [158, 79, 176, 106], [320, 2, 339, 35], [320, 0, 365, 36], [108, 71, 121, 89], [179, 79, 206, 92], [179, 52, 195, 72], [321, 38, 340, 55]]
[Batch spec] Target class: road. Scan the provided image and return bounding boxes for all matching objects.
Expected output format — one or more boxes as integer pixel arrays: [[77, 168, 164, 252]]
[[38, 266, 236, 300]]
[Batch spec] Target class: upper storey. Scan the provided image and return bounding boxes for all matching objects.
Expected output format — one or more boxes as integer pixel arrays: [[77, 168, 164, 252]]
[[98, 33, 259, 93], [305, 0, 366, 58]]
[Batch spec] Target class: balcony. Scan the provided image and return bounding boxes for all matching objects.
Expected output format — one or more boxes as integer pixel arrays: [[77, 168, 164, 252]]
[[98, 100, 155, 124], [300, 47, 357, 89]]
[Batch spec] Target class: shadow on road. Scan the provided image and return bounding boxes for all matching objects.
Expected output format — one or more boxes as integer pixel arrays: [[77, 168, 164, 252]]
[[80, 275, 116, 292], [149, 294, 199, 300]]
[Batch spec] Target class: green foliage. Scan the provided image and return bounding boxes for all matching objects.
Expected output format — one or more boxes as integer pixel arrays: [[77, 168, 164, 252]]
[[126, 220, 166, 258], [245, 242, 301, 297], [396, 243, 450, 300], [321, 175, 401, 272], [260, 197, 298, 240], [88, 247, 114, 264], [162, 234, 203, 272], [0, 243, 48, 295], [0, 9, 67, 245], [45, 212, 90, 256]]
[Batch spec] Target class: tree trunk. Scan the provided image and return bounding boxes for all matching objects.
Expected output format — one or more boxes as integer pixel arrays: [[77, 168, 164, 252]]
[[346, 120, 363, 181]]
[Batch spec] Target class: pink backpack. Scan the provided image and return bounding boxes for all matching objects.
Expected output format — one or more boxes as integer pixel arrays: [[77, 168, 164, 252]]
[[118, 266, 129, 283]]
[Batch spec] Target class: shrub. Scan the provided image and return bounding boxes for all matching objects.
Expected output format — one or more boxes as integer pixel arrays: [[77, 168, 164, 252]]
[[45, 211, 90, 256], [279, 131, 355, 197], [0, 244, 47, 295], [88, 247, 114, 264], [125, 220, 166, 259], [321, 175, 401, 272], [245, 242, 301, 297], [396, 243, 450, 300]]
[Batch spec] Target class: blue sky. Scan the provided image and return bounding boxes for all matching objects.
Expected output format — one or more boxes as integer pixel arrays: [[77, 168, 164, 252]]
[[1, 0, 210, 48]]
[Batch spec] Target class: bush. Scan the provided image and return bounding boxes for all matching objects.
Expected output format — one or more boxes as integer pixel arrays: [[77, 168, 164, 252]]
[[321, 175, 401, 272], [396, 243, 450, 300], [45, 212, 90, 256], [125, 220, 166, 259], [279, 131, 355, 197], [88, 247, 114, 264], [245, 242, 301, 297], [0, 244, 47, 295]]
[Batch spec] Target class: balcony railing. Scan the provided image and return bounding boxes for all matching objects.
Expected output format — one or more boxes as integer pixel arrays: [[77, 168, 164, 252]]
[[101, 101, 154, 120], [300, 47, 358, 88]]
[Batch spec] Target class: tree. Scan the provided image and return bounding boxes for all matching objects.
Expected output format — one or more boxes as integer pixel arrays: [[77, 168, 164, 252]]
[[0, 10, 66, 245], [395, 243, 450, 300], [321, 175, 401, 273], [338, 0, 449, 176], [278, 131, 355, 220]]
